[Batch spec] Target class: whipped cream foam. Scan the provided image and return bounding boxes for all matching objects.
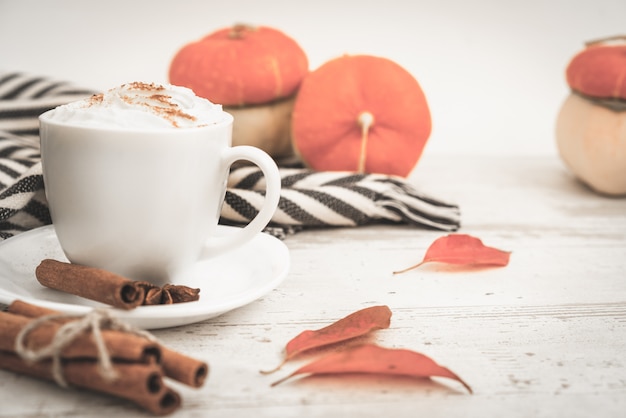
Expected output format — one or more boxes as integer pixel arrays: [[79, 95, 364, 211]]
[[44, 82, 227, 129]]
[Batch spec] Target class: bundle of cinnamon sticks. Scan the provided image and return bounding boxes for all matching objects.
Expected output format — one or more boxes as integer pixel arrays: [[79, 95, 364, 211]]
[[0, 300, 209, 415]]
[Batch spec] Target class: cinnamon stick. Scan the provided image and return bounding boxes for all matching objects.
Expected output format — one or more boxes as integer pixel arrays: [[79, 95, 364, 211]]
[[160, 346, 209, 388], [0, 351, 180, 415], [35, 259, 145, 309], [0, 311, 160, 363], [6, 299, 58, 318]]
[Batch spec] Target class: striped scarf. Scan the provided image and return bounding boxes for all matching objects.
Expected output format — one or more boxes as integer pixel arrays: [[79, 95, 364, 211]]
[[0, 72, 460, 240]]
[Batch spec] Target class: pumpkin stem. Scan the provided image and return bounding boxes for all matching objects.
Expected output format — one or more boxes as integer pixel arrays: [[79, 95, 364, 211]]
[[357, 111, 374, 173], [229, 24, 258, 39], [585, 34, 626, 47]]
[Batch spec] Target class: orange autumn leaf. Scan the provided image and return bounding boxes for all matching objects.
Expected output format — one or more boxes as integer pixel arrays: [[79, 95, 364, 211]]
[[271, 343, 472, 394], [394, 234, 511, 274], [262, 305, 392, 374]]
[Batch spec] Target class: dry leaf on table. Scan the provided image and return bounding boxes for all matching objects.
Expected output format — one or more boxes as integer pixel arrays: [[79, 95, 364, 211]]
[[394, 233, 511, 274], [262, 305, 392, 374], [271, 343, 472, 394]]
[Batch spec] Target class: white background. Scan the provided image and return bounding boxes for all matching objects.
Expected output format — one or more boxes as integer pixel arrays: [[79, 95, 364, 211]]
[[1, 0, 624, 157]]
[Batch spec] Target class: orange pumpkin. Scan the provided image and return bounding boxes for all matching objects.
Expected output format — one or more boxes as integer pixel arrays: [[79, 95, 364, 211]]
[[291, 54, 431, 177], [556, 36, 626, 196], [169, 24, 309, 106], [566, 38, 626, 100]]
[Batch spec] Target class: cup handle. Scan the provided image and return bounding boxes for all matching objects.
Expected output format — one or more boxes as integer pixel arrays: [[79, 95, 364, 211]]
[[204, 145, 281, 256]]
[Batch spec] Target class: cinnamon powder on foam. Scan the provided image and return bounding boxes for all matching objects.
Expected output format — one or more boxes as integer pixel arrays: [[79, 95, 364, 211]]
[[87, 82, 200, 128]]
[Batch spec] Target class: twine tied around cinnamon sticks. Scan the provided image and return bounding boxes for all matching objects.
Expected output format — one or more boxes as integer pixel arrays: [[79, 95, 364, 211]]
[[14, 308, 155, 387], [1, 300, 209, 415]]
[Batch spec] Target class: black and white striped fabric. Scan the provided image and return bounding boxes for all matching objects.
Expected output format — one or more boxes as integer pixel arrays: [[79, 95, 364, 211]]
[[0, 71, 460, 240], [0, 73, 96, 239], [224, 164, 460, 232]]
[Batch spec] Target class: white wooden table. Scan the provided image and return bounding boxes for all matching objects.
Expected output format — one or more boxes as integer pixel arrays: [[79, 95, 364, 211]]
[[1, 155, 625, 417]]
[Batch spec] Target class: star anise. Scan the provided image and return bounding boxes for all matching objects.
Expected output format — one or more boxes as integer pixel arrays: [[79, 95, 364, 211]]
[[137, 282, 200, 305]]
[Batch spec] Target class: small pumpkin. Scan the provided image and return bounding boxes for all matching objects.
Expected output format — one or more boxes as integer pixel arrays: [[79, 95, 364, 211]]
[[169, 24, 308, 157], [291, 54, 431, 177], [556, 35, 626, 196], [227, 96, 296, 158]]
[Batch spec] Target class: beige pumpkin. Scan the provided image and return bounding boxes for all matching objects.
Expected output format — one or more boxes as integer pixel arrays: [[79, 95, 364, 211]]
[[556, 36, 626, 196], [225, 96, 295, 158], [556, 93, 626, 196]]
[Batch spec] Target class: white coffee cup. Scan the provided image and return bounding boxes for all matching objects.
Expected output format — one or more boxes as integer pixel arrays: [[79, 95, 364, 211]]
[[39, 83, 281, 285]]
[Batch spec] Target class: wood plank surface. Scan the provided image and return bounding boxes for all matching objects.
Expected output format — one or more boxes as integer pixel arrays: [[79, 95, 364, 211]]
[[1, 155, 625, 417]]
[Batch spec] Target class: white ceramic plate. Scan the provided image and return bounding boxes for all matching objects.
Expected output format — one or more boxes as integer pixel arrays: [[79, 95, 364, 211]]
[[0, 225, 290, 329]]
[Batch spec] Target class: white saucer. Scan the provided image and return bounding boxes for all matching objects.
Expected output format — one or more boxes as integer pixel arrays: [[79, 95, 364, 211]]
[[0, 225, 290, 329]]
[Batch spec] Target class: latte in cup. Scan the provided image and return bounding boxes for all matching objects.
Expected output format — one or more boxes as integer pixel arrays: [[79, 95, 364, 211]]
[[46, 82, 227, 129], [40, 82, 281, 285]]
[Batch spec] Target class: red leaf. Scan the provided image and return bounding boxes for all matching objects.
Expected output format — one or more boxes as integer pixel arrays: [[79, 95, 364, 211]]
[[394, 234, 511, 274], [262, 305, 392, 374], [271, 343, 472, 394]]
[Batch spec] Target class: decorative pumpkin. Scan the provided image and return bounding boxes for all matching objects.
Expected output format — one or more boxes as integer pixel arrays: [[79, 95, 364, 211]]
[[169, 24, 308, 105], [556, 36, 626, 196], [291, 54, 431, 177], [226, 96, 295, 158], [169, 24, 309, 157]]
